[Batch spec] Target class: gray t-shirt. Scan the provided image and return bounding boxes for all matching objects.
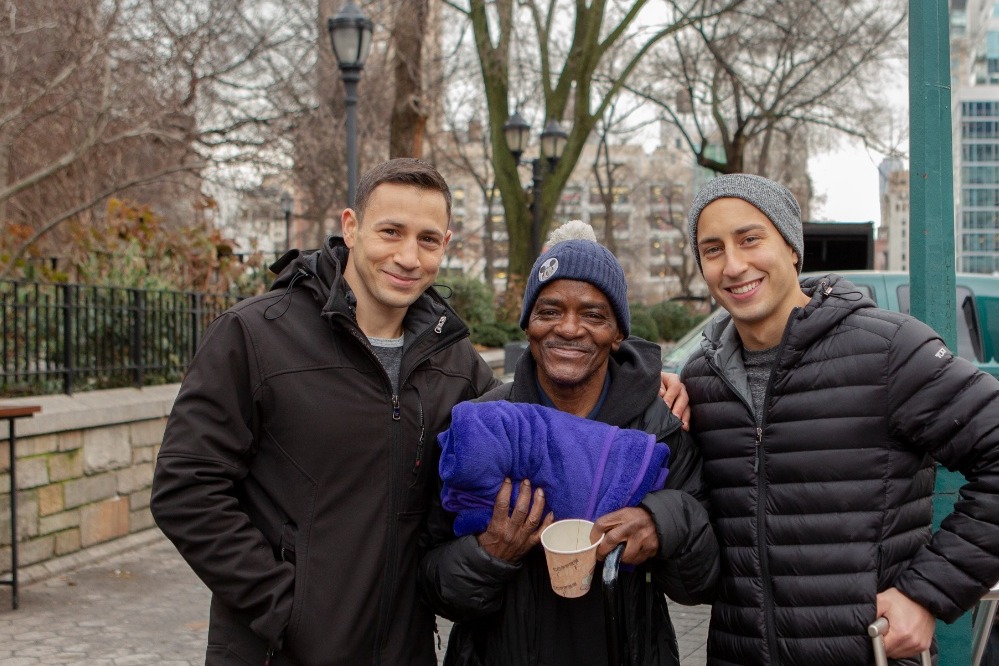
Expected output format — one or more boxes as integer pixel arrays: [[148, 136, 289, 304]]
[[369, 335, 404, 394], [742, 345, 779, 425]]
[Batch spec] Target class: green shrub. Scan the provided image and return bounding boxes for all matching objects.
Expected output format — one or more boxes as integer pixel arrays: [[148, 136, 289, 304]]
[[436, 276, 495, 328], [471, 321, 525, 348], [629, 306, 659, 342], [648, 301, 701, 341]]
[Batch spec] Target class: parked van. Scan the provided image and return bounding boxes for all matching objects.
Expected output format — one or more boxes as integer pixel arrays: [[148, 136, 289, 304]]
[[661, 271, 999, 379]]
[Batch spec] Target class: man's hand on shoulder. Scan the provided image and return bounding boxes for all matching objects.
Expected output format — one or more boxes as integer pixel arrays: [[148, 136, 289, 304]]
[[660, 372, 690, 430]]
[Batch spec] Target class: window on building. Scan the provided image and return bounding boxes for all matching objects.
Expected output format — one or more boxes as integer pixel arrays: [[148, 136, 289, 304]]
[[560, 186, 582, 207], [648, 215, 672, 231]]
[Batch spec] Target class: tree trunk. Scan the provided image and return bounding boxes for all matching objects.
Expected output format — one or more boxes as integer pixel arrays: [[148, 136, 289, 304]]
[[389, 0, 429, 158]]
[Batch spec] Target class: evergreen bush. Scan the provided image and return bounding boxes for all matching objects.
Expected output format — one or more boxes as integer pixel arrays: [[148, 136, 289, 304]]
[[628, 303, 659, 342]]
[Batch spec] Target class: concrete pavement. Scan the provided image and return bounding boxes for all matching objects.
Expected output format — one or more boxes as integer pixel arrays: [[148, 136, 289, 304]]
[[0, 529, 710, 665]]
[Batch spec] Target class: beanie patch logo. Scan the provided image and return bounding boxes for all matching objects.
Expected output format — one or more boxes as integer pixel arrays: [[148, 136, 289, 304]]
[[538, 257, 559, 282]]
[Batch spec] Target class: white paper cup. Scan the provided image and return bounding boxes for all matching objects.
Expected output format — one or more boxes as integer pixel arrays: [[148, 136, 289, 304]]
[[540, 519, 603, 598]]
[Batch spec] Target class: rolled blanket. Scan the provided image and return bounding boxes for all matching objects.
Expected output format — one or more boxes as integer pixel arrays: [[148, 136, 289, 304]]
[[439, 400, 670, 536]]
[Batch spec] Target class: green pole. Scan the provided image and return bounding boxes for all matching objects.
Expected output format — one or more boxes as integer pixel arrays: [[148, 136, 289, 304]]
[[908, 1, 968, 663]]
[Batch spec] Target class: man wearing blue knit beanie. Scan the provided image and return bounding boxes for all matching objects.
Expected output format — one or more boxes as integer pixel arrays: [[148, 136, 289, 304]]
[[681, 173, 999, 665], [420, 220, 718, 665]]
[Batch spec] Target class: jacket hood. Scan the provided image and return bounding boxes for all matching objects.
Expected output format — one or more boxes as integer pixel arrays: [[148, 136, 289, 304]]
[[266, 236, 469, 341], [505, 336, 665, 427], [701, 273, 876, 362]]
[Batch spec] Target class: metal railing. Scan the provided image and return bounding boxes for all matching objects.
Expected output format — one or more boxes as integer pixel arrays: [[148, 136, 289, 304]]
[[1, 281, 242, 397]]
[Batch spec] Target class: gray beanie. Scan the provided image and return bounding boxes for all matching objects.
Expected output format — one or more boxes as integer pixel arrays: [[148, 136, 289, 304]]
[[519, 238, 630, 337], [687, 174, 804, 274]]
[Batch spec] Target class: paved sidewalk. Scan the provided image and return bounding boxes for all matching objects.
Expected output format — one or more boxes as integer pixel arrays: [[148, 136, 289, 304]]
[[0, 530, 709, 665]]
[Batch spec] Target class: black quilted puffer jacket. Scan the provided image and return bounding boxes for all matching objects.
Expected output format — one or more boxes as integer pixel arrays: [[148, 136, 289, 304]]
[[682, 274, 999, 666]]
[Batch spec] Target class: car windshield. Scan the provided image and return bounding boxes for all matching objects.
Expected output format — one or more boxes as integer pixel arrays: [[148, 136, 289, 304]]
[[661, 309, 723, 373]]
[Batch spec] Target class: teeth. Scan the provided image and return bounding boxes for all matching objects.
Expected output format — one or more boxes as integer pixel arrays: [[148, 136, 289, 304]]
[[731, 281, 760, 295]]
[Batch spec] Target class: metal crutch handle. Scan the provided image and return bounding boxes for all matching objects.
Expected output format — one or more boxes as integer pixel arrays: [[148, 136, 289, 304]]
[[868, 616, 932, 666], [602, 543, 626, 666]]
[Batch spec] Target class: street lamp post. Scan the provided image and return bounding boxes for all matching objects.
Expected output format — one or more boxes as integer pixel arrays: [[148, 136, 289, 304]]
[[280, 191, 293, 252], [328, 2, 373, 209], [503, 113, 568, 259]]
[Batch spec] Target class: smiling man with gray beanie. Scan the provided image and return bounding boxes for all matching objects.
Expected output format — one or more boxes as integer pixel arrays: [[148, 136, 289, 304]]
[[679, 173, 999, 666], [687, 173, 804, 274]]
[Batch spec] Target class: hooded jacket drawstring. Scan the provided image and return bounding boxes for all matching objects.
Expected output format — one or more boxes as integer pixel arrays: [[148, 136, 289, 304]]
[[264, 268, 311, 320]]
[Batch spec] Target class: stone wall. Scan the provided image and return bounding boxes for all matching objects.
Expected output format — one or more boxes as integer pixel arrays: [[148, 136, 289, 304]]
[[0, 385, 179, 582], [0, 349, 506, 585]]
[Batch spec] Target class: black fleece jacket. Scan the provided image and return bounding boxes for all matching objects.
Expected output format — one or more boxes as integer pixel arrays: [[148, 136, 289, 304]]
[[152, 237, 500, 666]]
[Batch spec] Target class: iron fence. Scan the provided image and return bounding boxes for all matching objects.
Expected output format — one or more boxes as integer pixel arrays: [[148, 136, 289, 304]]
[[1, 281, 242, 397]]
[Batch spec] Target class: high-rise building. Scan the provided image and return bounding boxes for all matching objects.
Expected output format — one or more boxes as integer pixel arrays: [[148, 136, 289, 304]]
[[952, 0, 999, 274], [880, 163, 910, 272]]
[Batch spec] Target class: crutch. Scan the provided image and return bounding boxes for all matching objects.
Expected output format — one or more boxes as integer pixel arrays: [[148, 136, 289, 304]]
[[867, 617, 932, 666], [602, 543, 627, 666]]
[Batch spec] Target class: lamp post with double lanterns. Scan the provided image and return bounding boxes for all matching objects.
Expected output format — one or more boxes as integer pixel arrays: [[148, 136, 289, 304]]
[[503, 112, 569, 260], [280, 191, 293, 252], [328, 2, 373, 209]]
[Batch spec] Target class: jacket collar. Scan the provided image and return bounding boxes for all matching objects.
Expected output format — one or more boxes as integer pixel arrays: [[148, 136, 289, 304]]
[[510, 337, 663, 427], [700, 272, 877, 378], [268, 236, 470, 350]]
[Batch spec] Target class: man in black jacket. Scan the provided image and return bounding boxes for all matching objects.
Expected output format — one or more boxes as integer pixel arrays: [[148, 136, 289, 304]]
[[151, 159, 504, 665], [420, 222, 718, 665], [683, 173, 999, 665]]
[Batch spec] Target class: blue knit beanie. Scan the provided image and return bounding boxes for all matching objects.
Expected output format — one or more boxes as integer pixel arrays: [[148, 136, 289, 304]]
[[687, 173, 804, 274], [519, 238, 630, 336]]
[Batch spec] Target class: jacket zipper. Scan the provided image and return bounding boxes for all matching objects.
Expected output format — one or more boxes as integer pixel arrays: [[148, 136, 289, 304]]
[[755, 423, 778, 662], [331, 316, 403, 665], [412, 401, 425, 477], [757, 311, 797, 665], [706, 307, 800, 665], [356, 310, 463, 662]]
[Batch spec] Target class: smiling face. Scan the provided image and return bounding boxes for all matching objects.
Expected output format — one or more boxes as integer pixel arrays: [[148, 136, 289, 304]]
[[696, 197, 809, 350], [526, 279, 624, 408], [342, 182, 451, 338]]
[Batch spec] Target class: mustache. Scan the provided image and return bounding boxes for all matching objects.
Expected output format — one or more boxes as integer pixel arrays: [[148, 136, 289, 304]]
[[543, 340, 594, 353]]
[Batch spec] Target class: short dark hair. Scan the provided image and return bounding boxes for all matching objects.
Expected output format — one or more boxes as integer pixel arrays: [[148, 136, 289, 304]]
[[354, 158, 452, 224]]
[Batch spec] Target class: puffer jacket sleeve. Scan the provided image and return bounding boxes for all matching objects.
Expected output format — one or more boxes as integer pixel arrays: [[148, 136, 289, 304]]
[[418, 476, 523, 621], [151, 312, 295, 646], [639, 423, 720, 606], [886, 317, 999, 622]]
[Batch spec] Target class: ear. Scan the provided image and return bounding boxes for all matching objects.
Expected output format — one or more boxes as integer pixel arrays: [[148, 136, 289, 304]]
[[791, 248, 800, 269], [442, 228, 452, 252], [611, 329, 625, 352], [342, 208, 359, 248]]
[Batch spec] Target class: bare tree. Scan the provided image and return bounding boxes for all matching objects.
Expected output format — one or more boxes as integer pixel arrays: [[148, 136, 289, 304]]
[[389, 0, 430, 158], [590, 97, 657, 255], [631, 0, 906, 178], [659, 182, 700, 298], [0, 0, 322, 278], [443, 0, 741, 292]]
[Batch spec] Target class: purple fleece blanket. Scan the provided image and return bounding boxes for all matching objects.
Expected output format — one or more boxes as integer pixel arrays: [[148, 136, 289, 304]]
[[439, 400, 670, 537]]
